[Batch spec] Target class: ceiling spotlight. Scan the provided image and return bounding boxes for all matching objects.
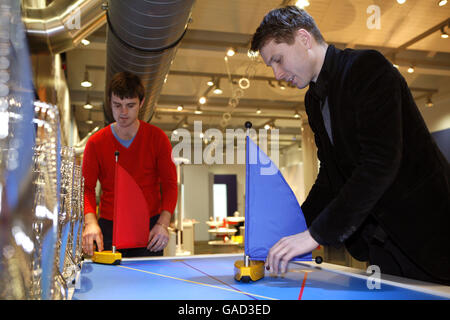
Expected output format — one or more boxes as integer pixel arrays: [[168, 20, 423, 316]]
[[207, 78, 214, 86], [195, 106, 203, 114], [438, 0, 447, 6], [407, 66, 415, 73], [426, 97, 433, 108], [81, 39, 90, 46], [83, 94, 93, 109], [397, 0, 406, 4], [294, 110, 300, 118], [256, 108, 262, 114], [177, 105, 184, 111], [441, 27, 449, 38], [213, 79, 223, 94], [199, 96, 207, 104], [263, 121, 275, 130], [295, 0, 310, 9], [86, 110, 94, 124], [247, 50, 259, 59], [391, 54, 400, 69], [81, 70, 92, 88], [226, 48, 236, 57]]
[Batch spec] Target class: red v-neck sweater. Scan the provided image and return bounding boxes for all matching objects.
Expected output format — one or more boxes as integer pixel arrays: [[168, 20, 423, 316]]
[[82, 120, 178, 221]]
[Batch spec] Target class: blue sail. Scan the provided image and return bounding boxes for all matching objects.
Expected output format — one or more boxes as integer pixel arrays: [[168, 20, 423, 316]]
[[245, 136, 312, 261]]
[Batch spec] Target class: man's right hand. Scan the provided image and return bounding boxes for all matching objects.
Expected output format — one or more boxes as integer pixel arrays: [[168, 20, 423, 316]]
[[82, 213, 104, 256]]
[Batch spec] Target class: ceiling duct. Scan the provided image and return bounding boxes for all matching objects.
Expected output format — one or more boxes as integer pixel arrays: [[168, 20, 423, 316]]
[[22, 0, 106, 54], [104, 0, 195, 124]]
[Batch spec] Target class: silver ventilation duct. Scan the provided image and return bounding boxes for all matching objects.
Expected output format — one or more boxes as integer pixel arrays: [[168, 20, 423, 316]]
[[22, 0, 106, 55], [23, 0, 196, 128], [104, 0, 195, 124]]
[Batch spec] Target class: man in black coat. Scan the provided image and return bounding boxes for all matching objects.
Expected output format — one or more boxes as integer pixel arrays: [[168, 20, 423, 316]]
[[251, 6, 450, 285]]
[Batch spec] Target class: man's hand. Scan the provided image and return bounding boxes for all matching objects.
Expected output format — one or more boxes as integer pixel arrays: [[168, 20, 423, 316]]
[[147, 210, 171, 252], [82, 213, 103, 256], [265, 229, 319, 275]]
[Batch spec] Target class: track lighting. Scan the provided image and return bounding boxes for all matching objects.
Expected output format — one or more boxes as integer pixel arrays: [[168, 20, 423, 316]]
[[83, 93, 93, 110], [86, 110, 93, 124], [213, 79, 223, 94], [195, 106, 203, 114], [81, 70, 92, 88]]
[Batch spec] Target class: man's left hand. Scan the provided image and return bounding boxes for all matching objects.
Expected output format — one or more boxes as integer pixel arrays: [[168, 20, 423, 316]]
[[147, 223, 169, 252], [147, 210, 171, 252]]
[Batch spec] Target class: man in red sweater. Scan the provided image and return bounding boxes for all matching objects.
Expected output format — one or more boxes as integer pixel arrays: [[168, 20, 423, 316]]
[[82, 71, 178, 257]]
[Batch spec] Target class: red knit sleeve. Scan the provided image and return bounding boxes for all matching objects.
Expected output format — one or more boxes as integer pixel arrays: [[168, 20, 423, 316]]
[[82, 137, 99, 216], [156, 129, 178, 215]]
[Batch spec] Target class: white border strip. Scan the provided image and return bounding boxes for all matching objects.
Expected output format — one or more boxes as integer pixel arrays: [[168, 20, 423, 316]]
[[293, 261, 450, 299]]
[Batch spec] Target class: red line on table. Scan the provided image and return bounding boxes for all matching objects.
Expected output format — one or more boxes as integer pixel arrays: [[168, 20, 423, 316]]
[[298, 272, 308, 300]]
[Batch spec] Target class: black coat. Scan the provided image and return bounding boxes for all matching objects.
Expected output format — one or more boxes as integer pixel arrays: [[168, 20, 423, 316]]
[[301, 45, 450, 280]]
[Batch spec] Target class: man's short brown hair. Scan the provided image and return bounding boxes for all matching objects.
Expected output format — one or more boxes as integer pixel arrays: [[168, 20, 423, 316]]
[[107, 71, 145, 103], [250, 6, 325, 53]]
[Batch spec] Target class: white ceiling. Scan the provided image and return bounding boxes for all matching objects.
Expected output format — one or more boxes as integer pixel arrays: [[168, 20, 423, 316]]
[[66, 0, 450, 149]]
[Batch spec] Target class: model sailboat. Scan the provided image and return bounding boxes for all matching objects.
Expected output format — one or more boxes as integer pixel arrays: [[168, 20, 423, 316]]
[[235, 125, 312, 282]]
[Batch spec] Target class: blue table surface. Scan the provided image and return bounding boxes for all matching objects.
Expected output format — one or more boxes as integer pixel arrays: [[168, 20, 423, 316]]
[[72, 254, 448, 300]]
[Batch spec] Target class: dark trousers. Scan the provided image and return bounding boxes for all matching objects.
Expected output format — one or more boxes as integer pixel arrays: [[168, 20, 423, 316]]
[[98, 215, 163, 258], [362, 216, 449, 285]]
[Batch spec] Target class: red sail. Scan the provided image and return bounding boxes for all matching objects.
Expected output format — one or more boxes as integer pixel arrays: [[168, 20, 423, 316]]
[[113, 162, 150, 249]]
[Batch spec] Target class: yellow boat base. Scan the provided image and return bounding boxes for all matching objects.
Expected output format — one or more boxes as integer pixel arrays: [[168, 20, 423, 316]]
[[234, 259, 265, 282], [92, 250, 122, 265]]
